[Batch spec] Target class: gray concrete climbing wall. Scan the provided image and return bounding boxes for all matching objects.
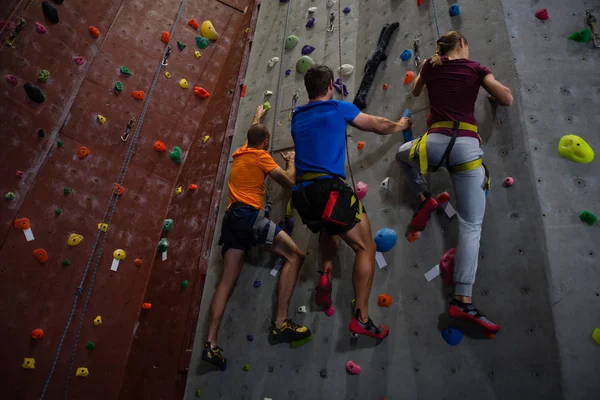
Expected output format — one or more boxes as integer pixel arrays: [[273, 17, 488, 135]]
[[185, 1, 599, 399]]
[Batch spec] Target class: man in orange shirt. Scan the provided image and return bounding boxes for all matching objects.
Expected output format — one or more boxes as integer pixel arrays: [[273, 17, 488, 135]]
[[202, 106, 311, 371]]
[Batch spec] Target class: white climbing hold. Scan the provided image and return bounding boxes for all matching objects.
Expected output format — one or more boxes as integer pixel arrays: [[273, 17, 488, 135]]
[[327, 0, 335, 9], [380, 177, 390, 190], [308, 7, 317, 13], [264, 90, 273, 96], [339, 64, 354, 76], [297, 306, 307, 313], [268, 57, 279, 68]]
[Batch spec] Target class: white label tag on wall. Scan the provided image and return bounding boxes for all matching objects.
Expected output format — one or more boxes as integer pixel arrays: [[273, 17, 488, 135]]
[[23, 228, 35, 242], [270, 259, 283, 277], [375, 252, 387, 269], [444, 202, 457, 218], [110, 259, 120, 272], [162, 251, 168, 261], [424, 264, 441, 282]]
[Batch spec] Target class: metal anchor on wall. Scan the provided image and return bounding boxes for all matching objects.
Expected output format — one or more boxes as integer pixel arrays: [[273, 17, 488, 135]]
[[121, 118, 136, 141]]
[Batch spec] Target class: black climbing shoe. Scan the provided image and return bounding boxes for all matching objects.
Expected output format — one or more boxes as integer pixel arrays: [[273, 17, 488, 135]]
[[270, 319, 312, 343], [201, 342, 227, 371]]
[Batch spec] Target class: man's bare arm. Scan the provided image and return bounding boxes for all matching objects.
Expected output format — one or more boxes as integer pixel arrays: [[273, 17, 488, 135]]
[[268, 151, 296, 190], [350, 113, 412, 136]]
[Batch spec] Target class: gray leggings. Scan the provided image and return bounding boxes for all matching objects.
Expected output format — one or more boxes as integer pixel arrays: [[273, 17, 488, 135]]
[[396, 133, 486, 297]]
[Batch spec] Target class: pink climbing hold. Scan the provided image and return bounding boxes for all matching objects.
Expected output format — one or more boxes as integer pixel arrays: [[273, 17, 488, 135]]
[[535, 8, 549, 21], [16, 170, 24, 178], [74, 56, 85, 65], [503, 177, 514, 187], [0, 21, 16, 31], [439, 248, 456, 286], [5, 75, 18, 85], [324, 305, 335, 317], [346, 360, 362, 375], [35, 21, 47, 34], [355, 181, 368, 200]]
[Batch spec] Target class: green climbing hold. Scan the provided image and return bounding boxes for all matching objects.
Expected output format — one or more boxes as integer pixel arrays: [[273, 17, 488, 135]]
[[85, 341, 95, 350], [285, 35, 299, 49], [63, 187, 71, 195], [180, 280, 189, 289], [158, 238, 168, 252], [57, 139, 64, 147], [296, 55, 315, 74], [195, 36, 210, 49], [170, 146, 182, 164], [163, 218, 174, 232], [38, 69, 50, 82], [55, 208, 62, 215], [62, 259, 70, 266], [558, 134, 594, 164], [290, 335, 312, 349], [351, 298, 356, 307], [5, 192, 15, 200], [263, 102, 271, 111], [242, 364, 250, 371], [195, 389, 201, 398], [120, 66, 132, 76], [177, 40, 186, 50], [568, 28, 592, 43], [579, 210, 598, 226], [115, 81, 124, 92]]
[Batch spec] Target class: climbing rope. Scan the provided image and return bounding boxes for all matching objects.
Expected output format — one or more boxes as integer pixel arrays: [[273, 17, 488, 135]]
[[431, 0, 441, 38], [39, 0, 189, 398]]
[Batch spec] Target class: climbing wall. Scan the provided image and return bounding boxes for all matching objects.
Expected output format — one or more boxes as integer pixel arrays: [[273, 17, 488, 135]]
[[185, 1, 599, 399], [0, 0, 255, 399]]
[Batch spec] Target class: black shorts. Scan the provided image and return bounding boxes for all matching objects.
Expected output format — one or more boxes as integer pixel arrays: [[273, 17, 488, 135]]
[[291, 177, 365, 236]]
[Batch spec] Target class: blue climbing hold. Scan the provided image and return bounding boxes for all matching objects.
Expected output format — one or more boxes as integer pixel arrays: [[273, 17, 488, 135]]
[[343, 7, 351, 14], [285, 69, 292, 76], [449, 4, 460, 17], [246, 334, 254, 341], [374, 228, 397, 252], [402, 108, 413, 142], [306, 16, 315, 28], [301, 45, 315, 55], [441, 327, 463, 346], [253, 280, 261, 288], [400, 49, 412, 62]]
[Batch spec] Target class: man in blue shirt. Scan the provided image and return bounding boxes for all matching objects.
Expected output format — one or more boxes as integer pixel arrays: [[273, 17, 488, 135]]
[[291, 65, 411, 340]]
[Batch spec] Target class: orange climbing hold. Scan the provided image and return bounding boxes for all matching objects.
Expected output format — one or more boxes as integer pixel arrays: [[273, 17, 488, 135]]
[[188, 19, 199, 30], [31, 328, 44, 340], [377, 294, 392, 307], [161, 31, 170, 43], [77, 146, 91, 159], [14, 218, 31, 230], [88, 26, 100, 38], [194, 87, 210, 98], [382, 83, 389, 90], [132, 91, 145, 100], [404, 71, 415, 85], [33, 248, 48, 263], [357, 141, 365, 150], [188, 184, 198, 191], [241, 85, 247, 97], [407, 231, 421, 243], [113, 183, 125, 195], [134, 258, 142, 266], [141, 303, 152, 310], [153, 141, 167, 152]]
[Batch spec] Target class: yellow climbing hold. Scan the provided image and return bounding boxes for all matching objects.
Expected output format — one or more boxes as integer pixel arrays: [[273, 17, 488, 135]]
[[180, 79, 189, 89], [93, 316, 102, 326], [113, 249, 126, 260], [165, 71, 172, 78], [593, 328, 600, 345], [201, 20, 219, 40], [194, 51, 201, 59], [67, 233, 84, 246], [558, 134, 594, 164], [22, 358, 35, 369], [202, 135, 210, 143], [175, 186, 183, 194], [244, 27, 249, 33], [76, 367, 89, 377], [97, 115, 107, 124], [97, 223, 109, 232]]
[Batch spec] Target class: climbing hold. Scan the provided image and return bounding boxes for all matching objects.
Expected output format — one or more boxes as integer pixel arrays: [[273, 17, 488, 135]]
[[31, 328, 44, 340], [380, 177, 390, 191], [57, 139, 64, 147], [568, 28, 592, 43], [63, 188, 71, 197], [326, 0, 335, 8], [115, 81, 124, 92], [402, 108, 413, 142], [374, 228, 397, 252], [253, 280, 261, 288], [97, 115, 107, 124], [449, 4, 460, 17], [177, 40, 186, 50], [377, 294, 392, 308], [442, 327, 463, 346], [324, 305, 335, 317], [308, 6, 317, 13], [439, 248, 456, 285], [77, 146, 91, 159], [141, 303, 152, 310], [5, 75, 17, 85], [85, 341, 95, 351], [55, 208, 62, 215], [201, 21, 219, 40], [188, 18, 199, 30], [263, 102, 271, 111], [62, 259, 70, 266], [33, 248, 48, 262], [345, 361, 361, 375], [202, 135, 210, 143], [161, 31, 170, 43], [357, 141, 364, 150], [158, 238, 168, 252], [297, 306, 307, 313], [339, 64, 354, 76], [120, 66, 132, 76], [306, 16, 315, 28], [194, 87, 210, 98], [246, 334, 254, 341], [355, 181, 368, 200], [195, 389, 201, 398], [132, 90, 145, 100], [89, 26, 100, 38], [436, 192, 450, 204], [175, 186, 183, 194], [264, 90, 273, 97], [135, 258, 142, 266], [242, 364, 250, 371], [76, 367, 89, 377], [194, 51, 201, 58], [268, 57, 280, 68], [593, 328, 600, 345], [16, 170, 24, 178], [24, 82, 46, 103], [22, 358, 35, 369], [343, 7, 351, 14], [296, 56, 315, 73], [67, 233, 84, 246], [93, 316, 102, 326], [503, 177, 514, 187], [74, 56, 85, 65], [164, 71, 172, 79], [35, 21, 47, 34], [333, 78, 348, 97], [301, 45, 315, 55], [14, 218, 30, 230], [285, 69, 292, 76], [286, 35, 299, 49], [404, 71, 415, 85], [180, 280, 189, 289], [113, 183, 125, 195], [535, 9, 549, 21], [189, 184, 198, 191], [163, 219, 174, 232], [113, 249, 126, 260], [195, 36, 210, 49], [400, 49, 412, 61], [558, 134, 594, 163], [179, 78, 189, 89], [382, 83, 389, 90], [418, 0, 425, 5], [42, 1, 59, 24], [38, 129, 46, 138], [153, 140, 167, 152], [5, 192, 15, 200], [579, 211, 598, 226], [170, 146, 182, 164]]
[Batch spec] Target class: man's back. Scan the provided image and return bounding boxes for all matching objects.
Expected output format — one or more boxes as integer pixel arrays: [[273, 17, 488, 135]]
[[228, 146, 278, 210]]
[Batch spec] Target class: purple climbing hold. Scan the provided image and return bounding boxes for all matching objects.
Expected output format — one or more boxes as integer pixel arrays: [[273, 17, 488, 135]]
[[285, 69, 292, 76], [253, 280, 261, 288], [246, 334, 254, 341], [343, 7, 351, 14], [306, 16, 315, 28], [333, 78, 348, 97], [5, 75, 18, 85], [301, 45, 315, 55]]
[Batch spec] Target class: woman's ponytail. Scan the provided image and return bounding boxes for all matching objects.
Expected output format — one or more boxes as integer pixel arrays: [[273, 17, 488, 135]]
[[429, 31, 466, 68]]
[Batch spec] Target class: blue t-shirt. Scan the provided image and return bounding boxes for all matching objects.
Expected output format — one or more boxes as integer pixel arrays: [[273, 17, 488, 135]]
[[291, 100, 360, 179]]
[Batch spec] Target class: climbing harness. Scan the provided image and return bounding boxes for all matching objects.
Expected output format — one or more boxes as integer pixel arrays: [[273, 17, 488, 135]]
[[253, 209, 277, 245], [586, 10, 600, 48], [121, 118, 136, 142]]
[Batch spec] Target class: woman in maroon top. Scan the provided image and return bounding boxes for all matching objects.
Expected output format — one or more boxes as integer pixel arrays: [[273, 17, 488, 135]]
[[396, 31, 513, 332]]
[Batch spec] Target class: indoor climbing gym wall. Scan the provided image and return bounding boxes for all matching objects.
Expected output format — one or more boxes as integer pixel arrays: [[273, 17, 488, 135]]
[[185, 1, 600, 400], [0, 0, 256, 399]]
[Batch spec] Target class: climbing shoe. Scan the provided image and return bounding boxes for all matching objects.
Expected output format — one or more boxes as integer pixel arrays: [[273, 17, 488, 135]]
[[409, 196, 438, 232], [448, 299, 500, 332], [270, 319, 312, 343], [349, 309, 389, 340], [201, 342, 227, 371], [315, 272, 332, 309]]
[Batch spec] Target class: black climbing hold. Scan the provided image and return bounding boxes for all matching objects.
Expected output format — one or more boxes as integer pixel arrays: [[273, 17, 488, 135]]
[[24, 82, 46, 103], [320, 369, 328, 378], [177, 40, 186, 50], [55, 208, 62, 215], [38, 129, 45, 138], [42, 2, 59, 24], [53, 0, 64, 4]]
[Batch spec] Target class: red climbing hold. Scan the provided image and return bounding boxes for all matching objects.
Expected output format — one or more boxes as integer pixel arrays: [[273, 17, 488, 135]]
[[417, 0, 425, 5], [241, 85, 247, 97], [31, 328, 44, 340], [161, 31, 170, 43], [132, 90, 145, 100], [142, 303, 152, 310], [77, 146, 91, 159], [153, 141, 167, 152], [382, 83, 389, 90], [14, 218, 31, 230], [134, 258, 143, 266], [89, 26, 100, 38], [188, 184, 198, 191], [74, 56, 85, 65], [5, 75, 18, 85], [439, 248, 456, 286], [193, 87, 210, 98], [113, 183, 125, 195], [188, 19, 199, 30], [16, 170, 24, 178], [357, 141, 364, 150], [535, 9, 549, 21], [404, 71, 415, 85], [33, 248, 49, 263]]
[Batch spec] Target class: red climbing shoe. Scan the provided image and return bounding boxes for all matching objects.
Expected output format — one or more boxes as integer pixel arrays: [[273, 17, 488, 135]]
[[349, 310, 389, 340], [409, 197, 438, 232], [315, 272, 332, 309], [448, 299, 500, 332]]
